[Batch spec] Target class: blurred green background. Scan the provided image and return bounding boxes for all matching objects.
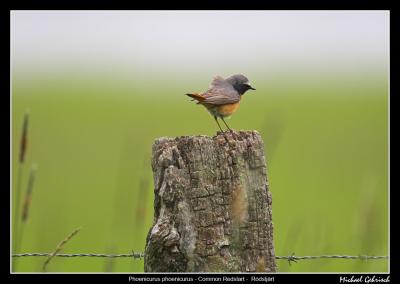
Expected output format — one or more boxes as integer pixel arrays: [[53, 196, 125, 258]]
[[11, 11, 388, 272]]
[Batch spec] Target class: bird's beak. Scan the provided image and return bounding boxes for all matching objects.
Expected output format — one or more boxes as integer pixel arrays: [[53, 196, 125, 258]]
[[249, 86, 256, 90]]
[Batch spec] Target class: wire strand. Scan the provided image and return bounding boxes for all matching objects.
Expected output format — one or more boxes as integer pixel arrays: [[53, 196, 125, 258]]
[[12, 252, 387, 261], [12, 252, 145, 258]]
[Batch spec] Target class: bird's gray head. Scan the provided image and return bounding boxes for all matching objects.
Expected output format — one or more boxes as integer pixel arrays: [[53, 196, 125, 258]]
[[226, 74, 256, 95]]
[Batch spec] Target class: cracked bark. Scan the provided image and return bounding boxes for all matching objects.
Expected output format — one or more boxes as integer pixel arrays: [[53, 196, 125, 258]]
[[144, 130, 276, 272]]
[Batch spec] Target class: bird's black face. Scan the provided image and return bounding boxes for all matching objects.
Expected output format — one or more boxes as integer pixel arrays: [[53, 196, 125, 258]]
[[226, 74, 256, 95], [234, 83, 256, 95]]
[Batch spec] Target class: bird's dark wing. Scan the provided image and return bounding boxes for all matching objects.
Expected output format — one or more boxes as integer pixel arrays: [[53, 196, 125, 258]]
[[202, 86, 240, 105]]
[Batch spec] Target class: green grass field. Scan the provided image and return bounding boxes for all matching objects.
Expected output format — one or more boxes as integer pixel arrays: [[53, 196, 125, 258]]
[[11, 69, 388, 272]]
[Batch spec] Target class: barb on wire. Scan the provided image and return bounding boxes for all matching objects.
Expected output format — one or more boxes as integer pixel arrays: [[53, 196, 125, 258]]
[[283, 252, 298, 266]]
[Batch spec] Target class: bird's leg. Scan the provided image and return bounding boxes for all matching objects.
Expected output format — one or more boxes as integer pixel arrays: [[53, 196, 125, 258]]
[[214, 116, 224, 133], [221, 117, 233, 132]]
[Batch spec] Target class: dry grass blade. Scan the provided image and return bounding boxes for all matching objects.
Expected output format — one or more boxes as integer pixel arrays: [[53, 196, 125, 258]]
[[43, 227, 82, 272]]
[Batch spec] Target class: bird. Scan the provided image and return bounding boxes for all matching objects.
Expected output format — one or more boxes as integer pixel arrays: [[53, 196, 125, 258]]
[[185, 74, 256, 132]]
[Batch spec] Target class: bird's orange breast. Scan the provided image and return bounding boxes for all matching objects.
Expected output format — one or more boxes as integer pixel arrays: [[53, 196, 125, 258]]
[[216, 102, 240, 117]]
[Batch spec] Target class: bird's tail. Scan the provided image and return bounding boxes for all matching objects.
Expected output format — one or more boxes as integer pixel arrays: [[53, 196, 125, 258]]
[[185, 93, 205, 103]]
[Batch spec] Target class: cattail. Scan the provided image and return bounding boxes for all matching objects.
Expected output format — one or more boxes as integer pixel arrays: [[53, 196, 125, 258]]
[[43, 227, 82, 272], [13, 112, 30, 272], [22, 165, 37, 222], [19, 112, 29, 164]]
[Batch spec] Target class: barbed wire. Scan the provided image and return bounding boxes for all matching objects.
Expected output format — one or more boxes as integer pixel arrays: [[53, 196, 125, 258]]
[[12, 252, 388, 264], [12, 252, 144, 259], [274, 254, 388, 265]]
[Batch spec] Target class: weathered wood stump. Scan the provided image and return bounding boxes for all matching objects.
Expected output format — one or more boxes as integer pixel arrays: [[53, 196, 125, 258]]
[[144, 130, 276, 272]]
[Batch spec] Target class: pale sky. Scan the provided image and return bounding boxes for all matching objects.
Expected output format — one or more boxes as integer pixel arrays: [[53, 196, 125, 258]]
[[11, 11, 389, 76]]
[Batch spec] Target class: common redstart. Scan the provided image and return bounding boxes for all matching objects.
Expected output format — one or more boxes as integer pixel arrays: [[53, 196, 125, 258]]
[[185, 74, 256, 132]]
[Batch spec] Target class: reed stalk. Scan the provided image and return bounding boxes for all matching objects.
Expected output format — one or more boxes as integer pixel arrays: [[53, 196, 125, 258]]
[[15, 164, 38, 265], [12, 112, 29, 272]]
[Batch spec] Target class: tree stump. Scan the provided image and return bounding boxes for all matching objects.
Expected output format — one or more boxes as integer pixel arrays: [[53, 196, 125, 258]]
[[144, 130, 276, 272]]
